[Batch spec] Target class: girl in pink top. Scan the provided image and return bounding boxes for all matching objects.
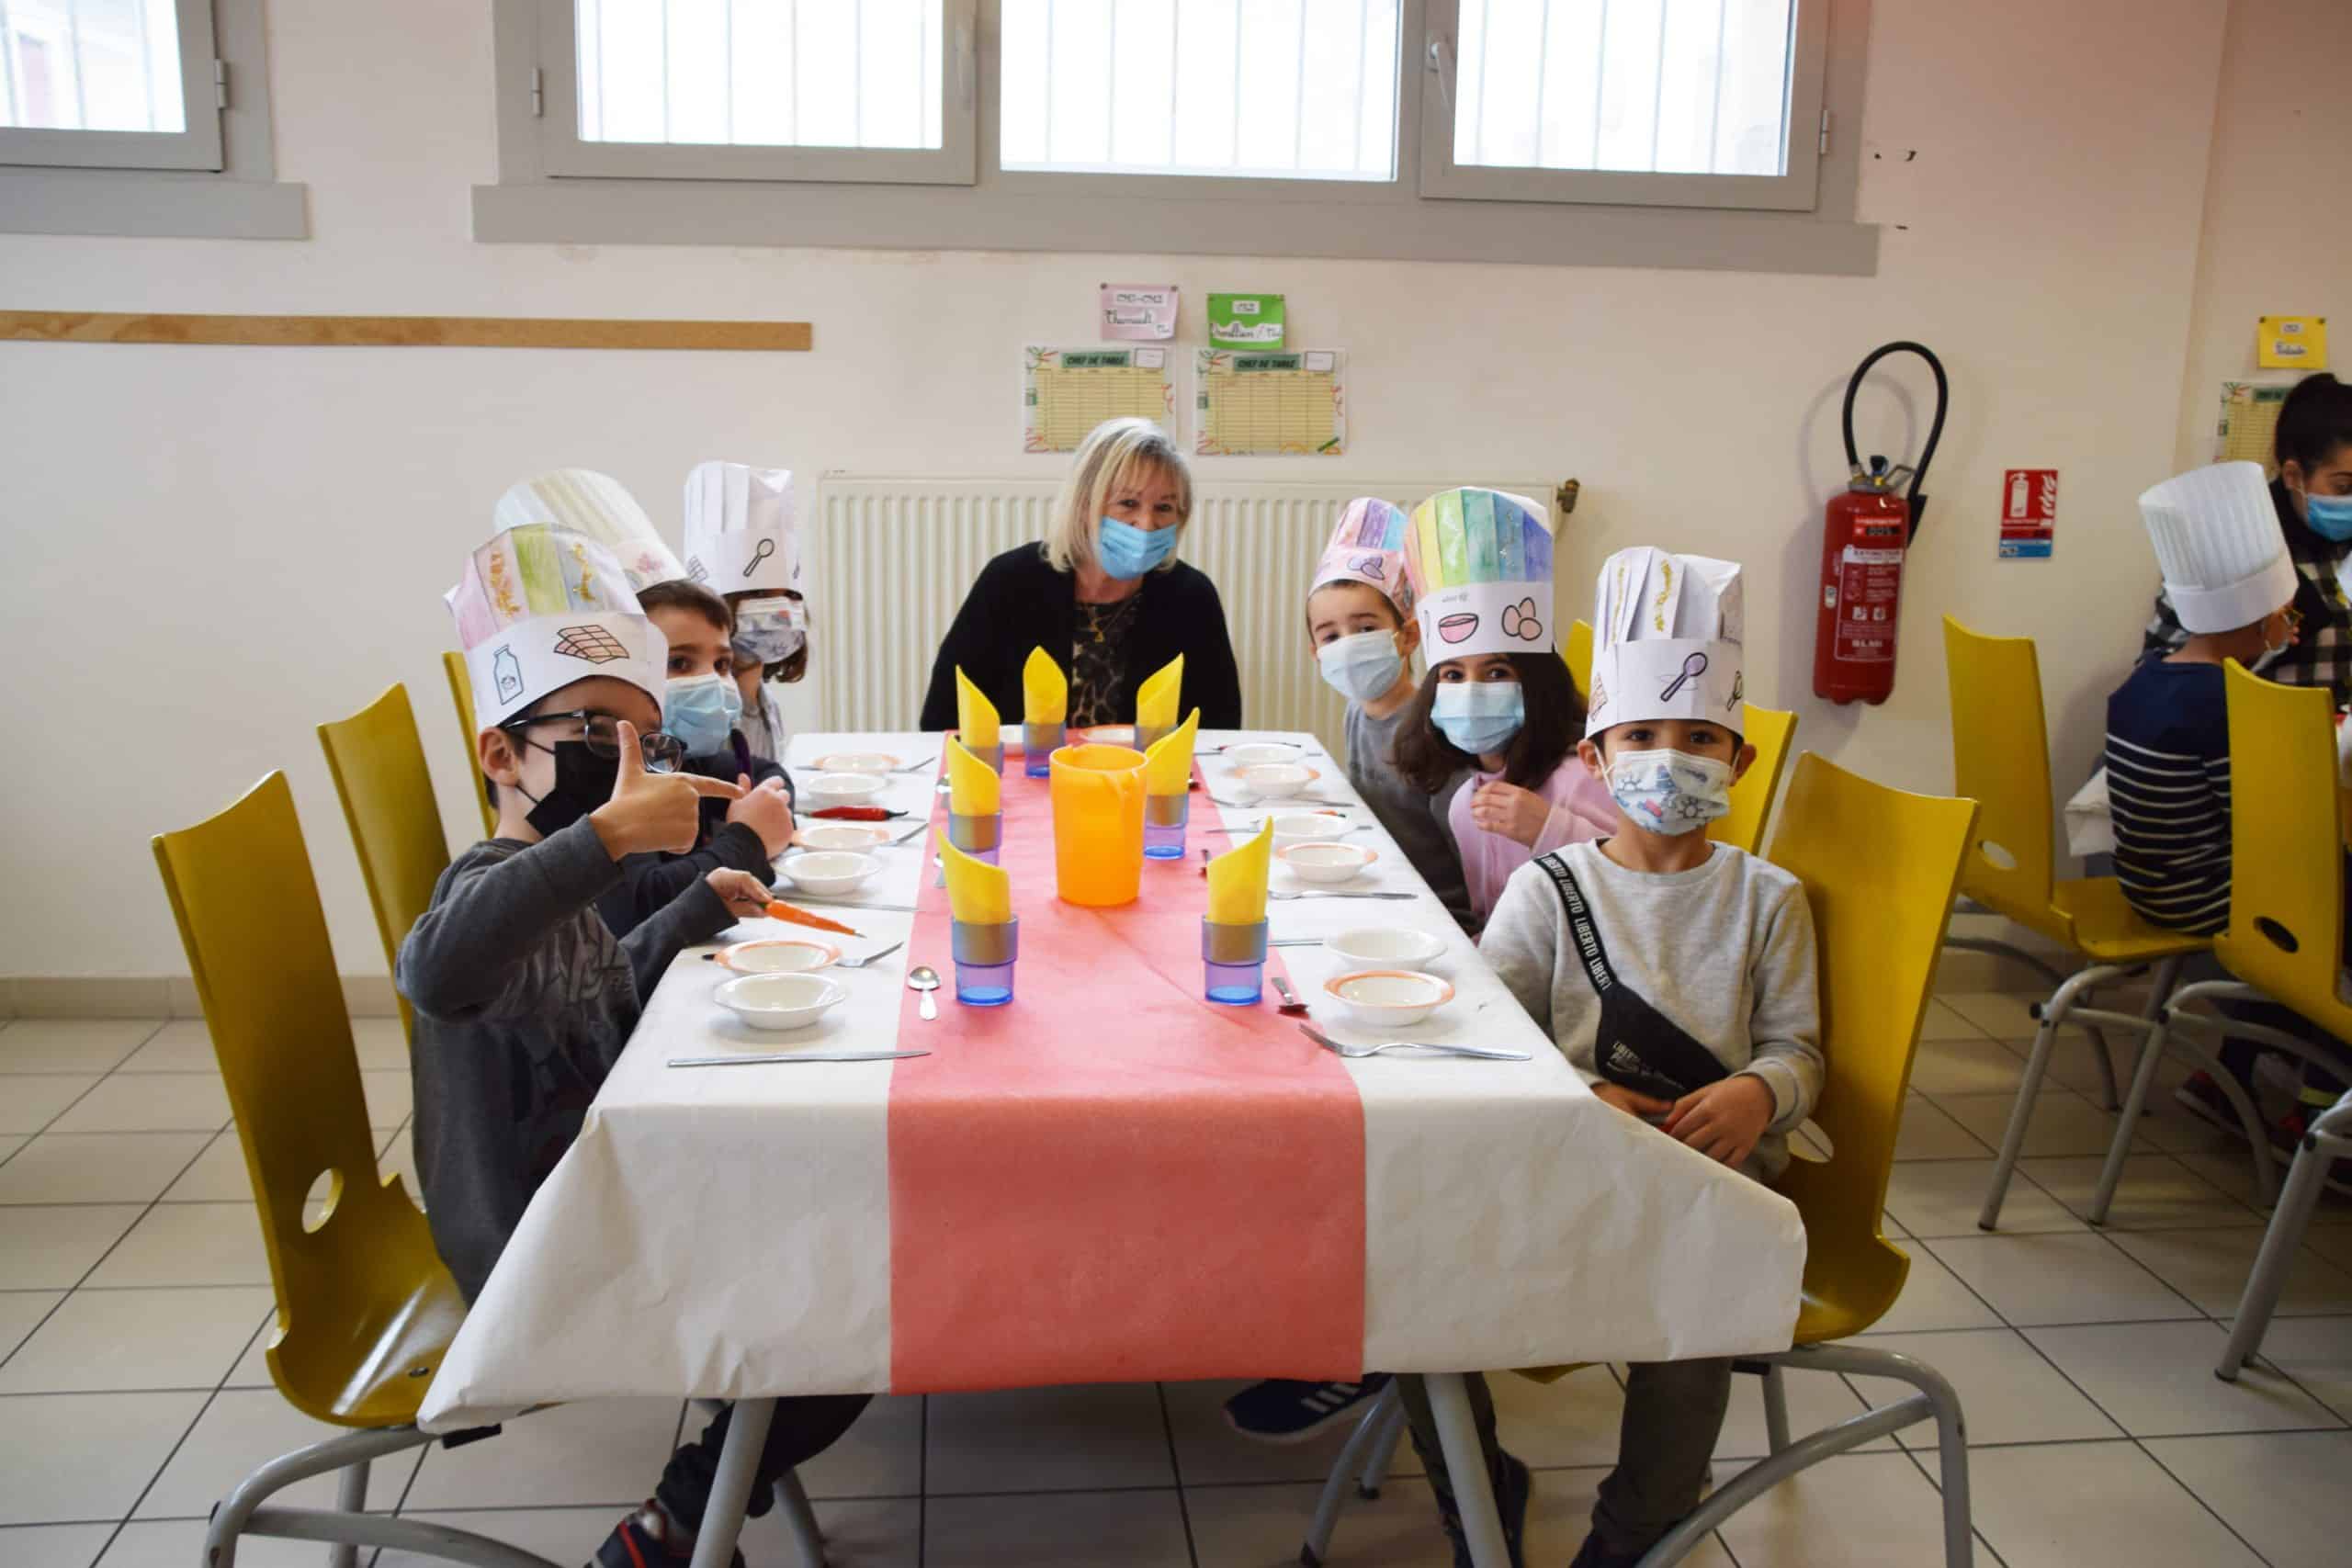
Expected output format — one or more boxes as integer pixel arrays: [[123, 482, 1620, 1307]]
[[1395, 648, 1615, 929]]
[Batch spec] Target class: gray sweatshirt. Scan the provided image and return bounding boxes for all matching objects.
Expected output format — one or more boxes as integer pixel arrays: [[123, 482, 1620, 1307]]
[[1345, 700, 1475, 931], [1478, 840, 1823, 1180], [396, 817, 736, 1302]]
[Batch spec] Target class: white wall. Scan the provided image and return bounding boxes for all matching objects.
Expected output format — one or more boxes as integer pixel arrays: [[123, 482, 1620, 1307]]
[[0, 0, 2237, 983]]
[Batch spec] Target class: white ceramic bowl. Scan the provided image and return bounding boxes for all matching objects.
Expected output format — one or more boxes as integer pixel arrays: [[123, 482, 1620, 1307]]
[[1223, 741, 1305, 769], [1324, 969, 1456, 1029], [1279, 841, 1378, 884], [802, 772, 887, 808], [1235, 761, 1320, 797], [1326, 926, 1448, 970], [716, 972, 849, 1032], [718, 938, 842, 976], [774, 851, 882, 897], [1270, 812, 1353, 852], [810, 750, 899, 775], [1079, 725, 1137, 748], [793, 822, 889, 852]]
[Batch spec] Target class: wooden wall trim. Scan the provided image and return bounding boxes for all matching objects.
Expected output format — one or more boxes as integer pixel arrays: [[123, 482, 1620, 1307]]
[[0, 310, 812, 351]]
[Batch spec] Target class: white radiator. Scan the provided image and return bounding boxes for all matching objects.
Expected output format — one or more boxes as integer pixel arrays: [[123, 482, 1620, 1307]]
[[811, 476, 1554, 759]]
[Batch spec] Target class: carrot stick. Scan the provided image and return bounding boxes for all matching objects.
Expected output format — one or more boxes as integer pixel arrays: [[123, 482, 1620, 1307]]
[[764, 900, 864, 938]]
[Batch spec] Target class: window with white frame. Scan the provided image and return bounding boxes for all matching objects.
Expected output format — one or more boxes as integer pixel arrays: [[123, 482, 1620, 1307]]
[[0, 0, 222, 169]]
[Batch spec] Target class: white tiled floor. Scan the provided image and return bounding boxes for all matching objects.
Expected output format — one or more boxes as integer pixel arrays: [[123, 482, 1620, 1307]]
[[3, 1008, 2350, 1566]]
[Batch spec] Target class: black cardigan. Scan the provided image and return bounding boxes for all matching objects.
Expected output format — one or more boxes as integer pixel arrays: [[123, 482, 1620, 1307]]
[[919, 545, 1244, 732]]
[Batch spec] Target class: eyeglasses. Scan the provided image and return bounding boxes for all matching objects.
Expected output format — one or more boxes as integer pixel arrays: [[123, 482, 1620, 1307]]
[[498, 710, 684, 773], [2283, 606, 2304, 631]]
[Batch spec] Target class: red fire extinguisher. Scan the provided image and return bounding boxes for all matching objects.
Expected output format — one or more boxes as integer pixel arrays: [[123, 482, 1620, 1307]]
[[1814, 341, 1948, 705]]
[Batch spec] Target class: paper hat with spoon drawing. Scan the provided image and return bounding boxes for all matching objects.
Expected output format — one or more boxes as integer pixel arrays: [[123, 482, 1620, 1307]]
[[1584, 546, 1745, 735]]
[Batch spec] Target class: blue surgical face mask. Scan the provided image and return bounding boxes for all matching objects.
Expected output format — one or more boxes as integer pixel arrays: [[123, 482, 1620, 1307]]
[[1096, 515, 1178, 580], [2302, 492, 2352, 543], [1316, 629, 1406, 705], [1430, 680, 1525, 756], [663, 673, 742, 757]]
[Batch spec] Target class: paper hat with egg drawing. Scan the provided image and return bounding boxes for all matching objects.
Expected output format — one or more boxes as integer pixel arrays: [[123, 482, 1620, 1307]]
[[1312, 497, 1416, 618], [493, 468, 684, 592], [1403, 487, 1555, 660], [445, 524, 669, 728], [1584, 546, 1745, 736], [683, 460, 798, 595]]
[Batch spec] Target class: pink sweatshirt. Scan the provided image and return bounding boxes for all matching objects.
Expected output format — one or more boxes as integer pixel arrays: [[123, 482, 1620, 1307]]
[[1449, 757, 1620, 928]]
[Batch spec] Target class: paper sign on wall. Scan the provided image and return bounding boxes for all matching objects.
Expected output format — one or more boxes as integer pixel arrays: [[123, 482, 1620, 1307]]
[[1100, 284, 1179, 342], [2256, 315, 2328, 371], [1998, 468, 2057, 559], [1023, 345, 1176, 454], [2215, 381, 2291, 470], [1208, 293, 1286, 348], [1196, 348, 1344, 456]]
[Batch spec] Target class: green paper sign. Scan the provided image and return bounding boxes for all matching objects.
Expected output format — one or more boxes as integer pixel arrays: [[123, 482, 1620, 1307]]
[[1208, 292, 1285, 348]]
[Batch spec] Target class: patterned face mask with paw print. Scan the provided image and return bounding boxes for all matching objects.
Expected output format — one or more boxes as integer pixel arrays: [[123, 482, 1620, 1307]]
[[1604, 749, 1734, 835]]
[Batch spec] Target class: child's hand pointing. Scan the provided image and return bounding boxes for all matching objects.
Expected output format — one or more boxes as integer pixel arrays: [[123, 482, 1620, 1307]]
[[590, 720, 742, 859]]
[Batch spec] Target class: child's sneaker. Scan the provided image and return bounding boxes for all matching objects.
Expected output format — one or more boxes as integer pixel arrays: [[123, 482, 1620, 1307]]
[[1221, 1373, 1393, 1443], [1437, 1450, 1530, 1568], [2173, 1071, 2249, 1141], [590, 1502, 745, 1568], [2267, 1110, 2352, 1197]]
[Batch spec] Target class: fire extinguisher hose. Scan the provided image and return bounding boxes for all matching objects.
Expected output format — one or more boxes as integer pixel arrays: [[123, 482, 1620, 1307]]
[[1841, 341, 1949, 544]]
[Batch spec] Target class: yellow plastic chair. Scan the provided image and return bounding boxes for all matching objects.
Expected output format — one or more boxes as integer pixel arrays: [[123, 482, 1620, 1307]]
[[1710, 705, 1798, 855], [1943, 617, 2208, 1230], [1562, 617, 1594, 694], [1303, 754, 1982, 1568], [2092, 665, 2352, 1363], [444, 649, 496, 839], [319, 684, 449, 1048], [154, 773, 560, 1568]]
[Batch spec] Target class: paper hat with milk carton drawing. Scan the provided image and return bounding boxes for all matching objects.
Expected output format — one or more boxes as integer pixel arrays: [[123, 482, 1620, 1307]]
[[683, 460, 799, 594], [1585, 546, 1745, 735], [493, 468, 684, 592], [446, 524, 669, 728], [1313, 496, 1416, 618], [1403, 488, 1555, 660]]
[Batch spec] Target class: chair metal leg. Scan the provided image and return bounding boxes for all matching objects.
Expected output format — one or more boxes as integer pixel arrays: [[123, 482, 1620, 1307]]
[[1980, 964, 2124, 1230], [324, 1458, 368, 1568], [689, 1399, 775, 1568], [207, 1425, 436, 1568], [1759, 1364, 1792, 1457], [2220, 1113, 2352, 1380], [1300, 1384, 1403, 1567], [1425, 1374, 1509, 1568], [774, 1468, 828, 1568], [1356, 1396, 1406, 1499]]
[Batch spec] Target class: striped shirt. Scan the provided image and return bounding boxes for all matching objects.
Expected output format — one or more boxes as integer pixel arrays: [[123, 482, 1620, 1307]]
[[2105, 657, 2232, 933]]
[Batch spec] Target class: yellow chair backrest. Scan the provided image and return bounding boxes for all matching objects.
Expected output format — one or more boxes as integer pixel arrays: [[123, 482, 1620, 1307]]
[[443, 649, 495, 839], [1767, 752, 1978, 1338], [1710, 705, 1798, 855], [1563, 618, 1594, 696], [1942, 616, 2062, 935], [152, 773, 456, 1426], [2218, 660, 2346, 1024], [318, 684, 449, 1047]]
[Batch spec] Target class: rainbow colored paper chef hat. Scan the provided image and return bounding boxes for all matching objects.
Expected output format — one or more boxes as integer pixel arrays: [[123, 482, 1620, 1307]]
[[683, 460, 798, 594], [1312, 496, 1416, 619], [1585, 546, 1745, 736], [1403, 487, 1555, 660], [493, 468, 684, 592], [445, 524, 669, 728]]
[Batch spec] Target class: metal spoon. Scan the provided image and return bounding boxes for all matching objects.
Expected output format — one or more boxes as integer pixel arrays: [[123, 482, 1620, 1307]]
[[908, 964, 941, 1021], [1270, 974, 1309, 1015]]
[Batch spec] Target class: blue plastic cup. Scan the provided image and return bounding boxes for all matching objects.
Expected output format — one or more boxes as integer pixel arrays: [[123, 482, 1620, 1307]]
[[951, 917, 1020, 1007], [967, 741, 1005, 775], [947, 811, 1002, 865], [1023, 722, 1065, 778], [1144, 792, 1190, 861], [1202, 918, 1270, 1006], [1136, 722, 1172, 755]]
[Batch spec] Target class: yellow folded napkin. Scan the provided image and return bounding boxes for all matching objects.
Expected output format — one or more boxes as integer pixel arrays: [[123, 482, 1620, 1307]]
[[946, 737, 1001, 817], [1136, 654, 1183, 730], [955, 667, 1001, 750], [1142, 708, 1201, 795], [1023, 647, 1068, 726], [1206, 818, 1273, 925], [937, 829, 1012, 923]]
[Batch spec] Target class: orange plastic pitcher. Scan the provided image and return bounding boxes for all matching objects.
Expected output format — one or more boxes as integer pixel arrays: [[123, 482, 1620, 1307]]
[[1049, 743, 1148, 907]]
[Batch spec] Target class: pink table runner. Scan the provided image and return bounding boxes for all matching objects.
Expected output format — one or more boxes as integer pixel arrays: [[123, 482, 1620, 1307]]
[[887, 759, 1367, 1392]]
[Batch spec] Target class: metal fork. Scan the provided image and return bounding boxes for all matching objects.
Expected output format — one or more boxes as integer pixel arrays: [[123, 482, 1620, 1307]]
[[1298, 1023, 1530, 1062], [1268, 890, 1415, 901], [835, 940, 906, 970]]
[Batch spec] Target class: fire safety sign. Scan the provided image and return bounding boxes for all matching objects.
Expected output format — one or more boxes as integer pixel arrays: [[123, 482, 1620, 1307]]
[[2000, 468, 2057, 558]]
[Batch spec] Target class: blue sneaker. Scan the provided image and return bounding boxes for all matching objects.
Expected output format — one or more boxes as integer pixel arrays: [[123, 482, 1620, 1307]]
[[1221, 1373, 1393, 1443]]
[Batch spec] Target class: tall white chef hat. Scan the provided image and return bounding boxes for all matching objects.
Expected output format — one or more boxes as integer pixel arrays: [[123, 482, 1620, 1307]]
[[492, 468, 684, 592], [682, 460, 798, 595], [1585, 547, 1746, 736], [444, 524, 668, 728], [2138, 461, 2296, 634]]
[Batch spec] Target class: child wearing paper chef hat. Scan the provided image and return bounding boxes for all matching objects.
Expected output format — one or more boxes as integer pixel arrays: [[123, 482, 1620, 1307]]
[[1390, 487, 1616, 929], [1393, 545, 1825, 1568], [398, 521, 872, 1566], [684, 459, 810, 767]]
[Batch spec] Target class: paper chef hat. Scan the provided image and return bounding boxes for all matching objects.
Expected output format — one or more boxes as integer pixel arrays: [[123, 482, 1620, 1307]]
[[1312, 497, 1416, 618], [1403, 488, 1555, 661], [2138, 461, 2296, 635], [493, 468, 684, 592], [683, 460, 798, 595], [1585, 547, 1746, 736], [445, 524, 670, 729]]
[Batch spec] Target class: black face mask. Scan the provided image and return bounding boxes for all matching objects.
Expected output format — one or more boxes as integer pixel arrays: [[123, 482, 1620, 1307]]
[[519, 740, 620, 840]]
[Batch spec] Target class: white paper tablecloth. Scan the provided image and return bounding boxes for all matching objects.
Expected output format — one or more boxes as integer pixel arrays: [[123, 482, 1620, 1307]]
[[422, 732, 1804, 1429]]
